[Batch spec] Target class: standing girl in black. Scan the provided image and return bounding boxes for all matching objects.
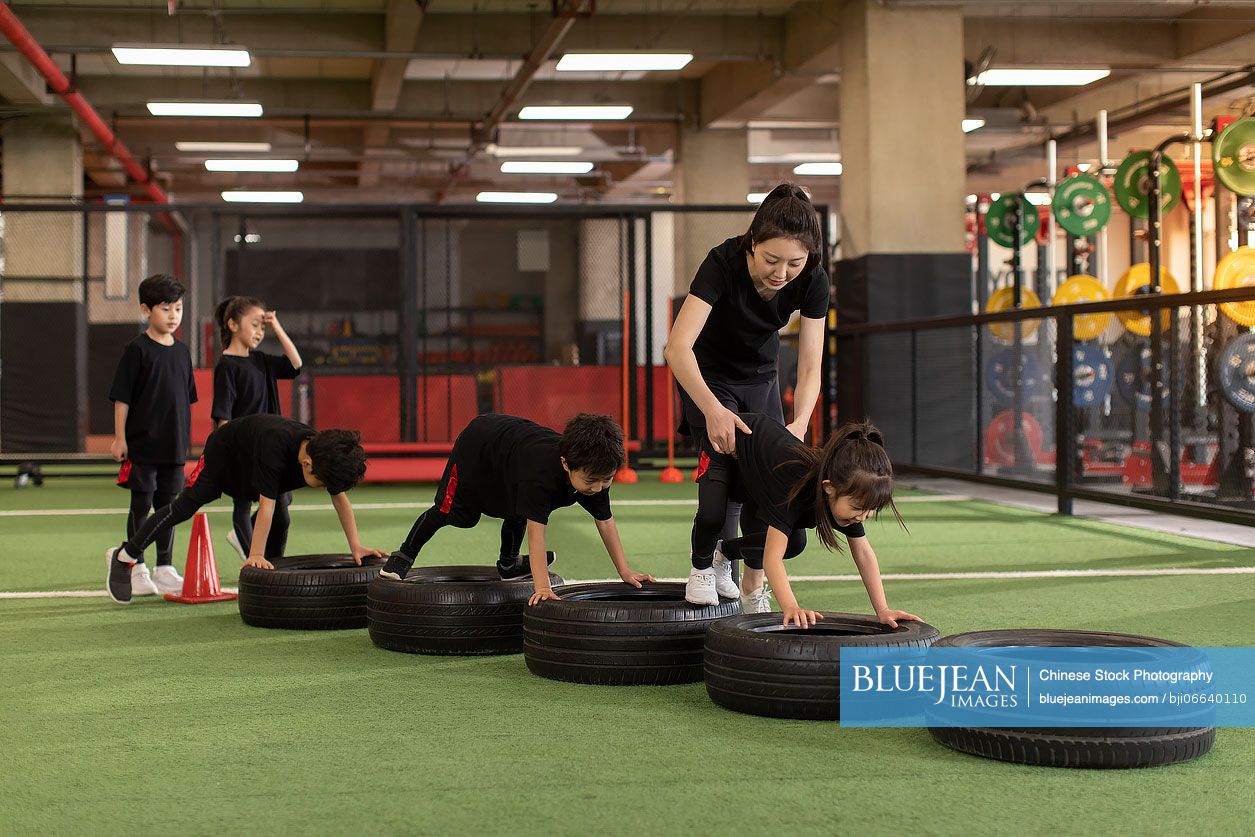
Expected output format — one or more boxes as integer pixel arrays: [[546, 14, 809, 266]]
[[211, 296, 303, 559], [664, 184, 829, 605]]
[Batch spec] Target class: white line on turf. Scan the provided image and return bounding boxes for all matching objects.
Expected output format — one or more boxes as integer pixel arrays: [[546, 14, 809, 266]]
[[4, 565, 1251, 599], [0, 494, 968, 518]]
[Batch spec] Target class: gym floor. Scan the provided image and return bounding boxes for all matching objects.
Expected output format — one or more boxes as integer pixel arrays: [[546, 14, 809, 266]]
[[2, 477, 1252, 834]]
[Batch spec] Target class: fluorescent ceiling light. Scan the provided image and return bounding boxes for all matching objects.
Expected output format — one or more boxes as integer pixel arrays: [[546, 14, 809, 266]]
[[486, 144, 583, 157], [477, 191, 558, 204], [747, 192, 769, 204], [518, 106, 633, 120], [176, 141, 271, 153], [501, 161, 594, 174], [221, 190, 303, 203], [556, 53, 692, 72], [793, 162, 843, 176], [1024, 192, 1051, 206], [149, 101, 263, 117], [972, 67, 1109, 87], [205, 159, 299, 172], [962, 118, 986, 133], [113, 45, 251, 67], [749, 152, 841, 164]]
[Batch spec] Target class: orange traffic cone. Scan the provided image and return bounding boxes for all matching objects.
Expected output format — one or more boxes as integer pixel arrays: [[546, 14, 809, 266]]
[[164, 513, 237, 604]]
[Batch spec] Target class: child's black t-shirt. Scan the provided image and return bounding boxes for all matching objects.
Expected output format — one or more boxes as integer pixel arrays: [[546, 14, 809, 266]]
[[733, 412, 865, 539], [456, 413, 612, 524], [688, 236, 830, 384], [205, 414, 318, 500], [212, 352, 299, 421], [107, 333, 197, 465]]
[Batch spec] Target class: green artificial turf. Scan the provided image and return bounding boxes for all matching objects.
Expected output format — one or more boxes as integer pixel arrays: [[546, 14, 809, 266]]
[[1, 477, 1253, 835]]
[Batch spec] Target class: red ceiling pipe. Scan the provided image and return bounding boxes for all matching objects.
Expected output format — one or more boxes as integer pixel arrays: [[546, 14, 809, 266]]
[[0, 4, 170, 206]]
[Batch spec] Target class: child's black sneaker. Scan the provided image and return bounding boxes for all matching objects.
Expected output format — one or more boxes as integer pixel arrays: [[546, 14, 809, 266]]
[[377, 551, 414, 581], [497, 551, 556, 581], [105, 546, 133, 605]]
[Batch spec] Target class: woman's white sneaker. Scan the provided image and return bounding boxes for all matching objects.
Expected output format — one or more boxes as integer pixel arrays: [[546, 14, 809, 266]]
[[741, 584, 773, 614], [685, 567, 718, 606], [710, 545, 740, 600]]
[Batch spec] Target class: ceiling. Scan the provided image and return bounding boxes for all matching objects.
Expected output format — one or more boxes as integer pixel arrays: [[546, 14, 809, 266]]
[[0, 0, 1253, 203]]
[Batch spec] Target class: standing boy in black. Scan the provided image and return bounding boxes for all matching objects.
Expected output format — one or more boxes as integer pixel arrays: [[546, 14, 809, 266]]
[[379, 413, 654, 604], [107, 414, 386, 604], [108, 273, 197, 597]]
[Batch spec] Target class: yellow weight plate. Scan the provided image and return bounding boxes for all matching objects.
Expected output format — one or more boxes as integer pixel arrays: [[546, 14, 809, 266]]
[[1114, 263, 1181, 336], [1051, 274, 1114, 341], [984, 286, 1042, 343], [1215, 247, 1255, 327]]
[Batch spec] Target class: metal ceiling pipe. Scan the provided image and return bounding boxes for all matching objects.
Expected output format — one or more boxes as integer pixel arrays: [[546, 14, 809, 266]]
[[0, 4, 169, 205], [436, 0, 592, 201]]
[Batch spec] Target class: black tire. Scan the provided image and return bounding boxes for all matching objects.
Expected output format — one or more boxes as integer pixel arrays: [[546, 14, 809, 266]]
[[237, 554, 385, 630], [704, 613, 940, 720], [926, 629, 1216, 768], [524, 582, 739, 685], [367, 565, 563, 656]]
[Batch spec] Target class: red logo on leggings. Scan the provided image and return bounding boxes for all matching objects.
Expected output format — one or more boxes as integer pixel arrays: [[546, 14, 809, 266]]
[[440, 464, 459, 513], [694, 452, 710, 482], [184, 456, 206, 488]]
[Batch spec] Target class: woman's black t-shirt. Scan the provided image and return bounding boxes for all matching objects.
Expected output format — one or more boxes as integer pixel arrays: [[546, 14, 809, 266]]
[[212, 352, 299, 421], [688, 236, 829, 384]]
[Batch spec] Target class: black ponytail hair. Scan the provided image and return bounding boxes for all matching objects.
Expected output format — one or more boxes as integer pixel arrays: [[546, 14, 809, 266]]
[[741, 183, 823, 272], [214, 295, 266, 349], [782, 419, 904, 552]]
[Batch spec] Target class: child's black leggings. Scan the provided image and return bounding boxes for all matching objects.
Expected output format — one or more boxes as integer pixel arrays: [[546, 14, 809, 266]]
[[232, 492, 293, 558], [128, 489, 177, 566], [719, 504, 808, 571], [398, 507, 527, 561]]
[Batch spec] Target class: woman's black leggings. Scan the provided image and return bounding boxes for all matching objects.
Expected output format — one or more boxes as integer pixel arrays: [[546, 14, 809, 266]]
[[231, 492, 293, 558], [680, 376, 783, 569]]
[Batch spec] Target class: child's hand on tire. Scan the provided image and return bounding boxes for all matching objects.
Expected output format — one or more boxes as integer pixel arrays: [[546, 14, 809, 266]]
[[782, 605, 823, 629], [528, 588, 561, 606]]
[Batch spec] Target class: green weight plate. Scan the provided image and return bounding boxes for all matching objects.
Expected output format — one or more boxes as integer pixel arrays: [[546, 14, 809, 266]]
[[1052, 173, 1112, 237], [1212, 117, 1255, 197], [985, 193, 1040, 248], [1113, 150, 1181, 219]]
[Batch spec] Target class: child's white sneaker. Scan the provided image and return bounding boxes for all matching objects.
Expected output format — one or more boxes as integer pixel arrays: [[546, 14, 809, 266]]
[[130, 563, 160, 596], [152, 565, 184, 595], [685, 567, 718, 606], [710, 543, 740, 600], [226, 529, 247, 561], [741, 584, 773, 614]]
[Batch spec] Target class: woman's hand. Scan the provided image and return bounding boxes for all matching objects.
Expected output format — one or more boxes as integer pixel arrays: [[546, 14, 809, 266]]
[[704, 406, 751, 455]]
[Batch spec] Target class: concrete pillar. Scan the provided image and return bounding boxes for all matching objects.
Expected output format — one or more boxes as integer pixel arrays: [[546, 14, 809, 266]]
[[1, 114, 87, 451], [833, 1, 971, 466], [674, 127, 752, 296]]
